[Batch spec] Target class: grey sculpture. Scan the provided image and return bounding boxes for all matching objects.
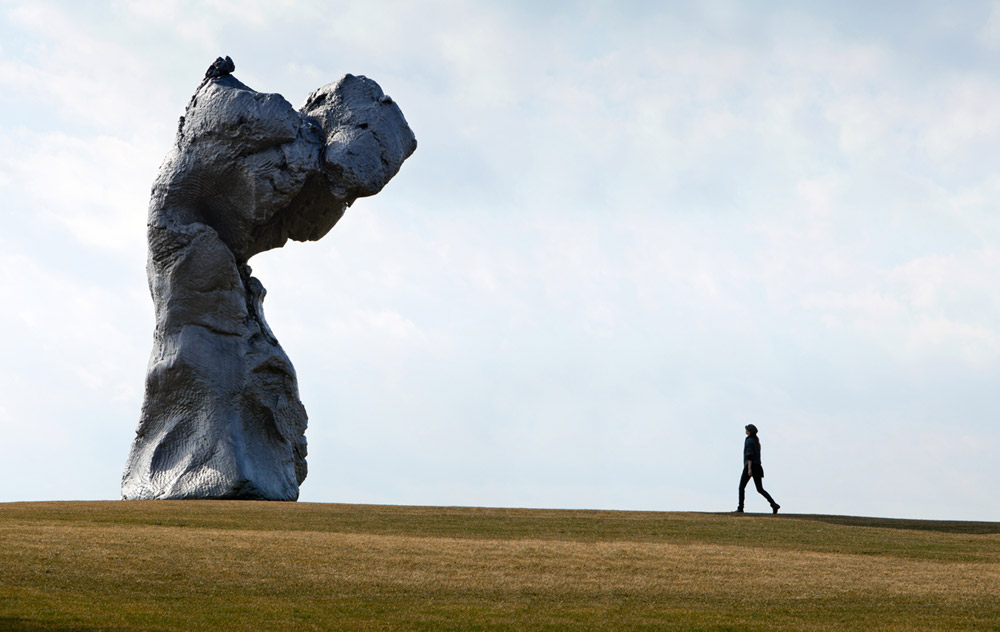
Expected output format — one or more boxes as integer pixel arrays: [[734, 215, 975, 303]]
[[122, 57, 416, 500]]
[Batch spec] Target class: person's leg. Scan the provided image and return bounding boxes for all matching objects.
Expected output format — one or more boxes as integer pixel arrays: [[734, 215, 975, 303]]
[[737, 470, 750, 511], [752, 473, 778, 509]]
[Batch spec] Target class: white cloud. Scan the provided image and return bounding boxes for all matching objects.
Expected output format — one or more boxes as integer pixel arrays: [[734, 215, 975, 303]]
[[979, 0, 1000, 50], [0, 130, 155, 257], [1, 2, 174, 132], [917, 77, 1000, 167], [890, 250, 1000, 312], [801, 289, 905, 325], [0, 245, 148, 500], [905, 316, 999, 367], [325, 308, 428, 348], [791, 248, 1000, 371]]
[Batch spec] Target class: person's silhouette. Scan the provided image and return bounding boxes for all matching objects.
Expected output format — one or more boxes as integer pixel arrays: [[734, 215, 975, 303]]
[[735, 424, 780, 514]]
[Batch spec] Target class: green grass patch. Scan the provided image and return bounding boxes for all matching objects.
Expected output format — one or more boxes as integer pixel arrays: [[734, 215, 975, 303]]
[[2, 502, 999, 630]]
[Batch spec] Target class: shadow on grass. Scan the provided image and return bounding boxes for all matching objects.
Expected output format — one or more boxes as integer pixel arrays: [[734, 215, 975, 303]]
[[785, 513, 1000, 535], [0, 618, 112, 632]]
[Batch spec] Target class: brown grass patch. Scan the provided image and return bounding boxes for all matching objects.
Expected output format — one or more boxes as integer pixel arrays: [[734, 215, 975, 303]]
[[2, 501, 999, 630]]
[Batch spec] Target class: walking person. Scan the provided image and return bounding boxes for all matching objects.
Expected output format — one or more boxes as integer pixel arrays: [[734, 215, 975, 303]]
[[735, 424, 780, 514]]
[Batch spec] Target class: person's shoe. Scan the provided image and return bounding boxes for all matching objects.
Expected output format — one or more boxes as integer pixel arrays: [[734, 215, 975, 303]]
[[733, 508, 744, 513], [772, 504, 780, 514]]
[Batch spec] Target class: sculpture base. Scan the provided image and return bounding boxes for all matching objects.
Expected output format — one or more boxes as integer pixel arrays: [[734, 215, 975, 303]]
[[122, 263, 307, 501]]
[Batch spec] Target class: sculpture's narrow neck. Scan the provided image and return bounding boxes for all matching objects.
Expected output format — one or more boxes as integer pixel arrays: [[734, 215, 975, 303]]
[[238, 263, 278, 346]]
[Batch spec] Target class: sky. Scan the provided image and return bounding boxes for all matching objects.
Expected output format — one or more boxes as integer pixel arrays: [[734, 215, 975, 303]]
[[1, 0, 999, 521]]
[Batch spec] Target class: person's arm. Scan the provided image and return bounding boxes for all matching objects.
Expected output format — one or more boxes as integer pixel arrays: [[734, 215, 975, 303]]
[[747, 460, 753, 476]]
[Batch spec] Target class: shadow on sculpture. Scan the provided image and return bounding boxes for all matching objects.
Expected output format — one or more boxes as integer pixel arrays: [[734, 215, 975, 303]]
[[122, 57, 416, 500]]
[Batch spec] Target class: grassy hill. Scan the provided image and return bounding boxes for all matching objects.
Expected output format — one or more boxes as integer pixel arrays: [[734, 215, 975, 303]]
[[1, 502, 998, 631]]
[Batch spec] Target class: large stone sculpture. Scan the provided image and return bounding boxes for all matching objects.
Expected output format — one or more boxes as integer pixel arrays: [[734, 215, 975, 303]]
[[122, 57, 416, 500]]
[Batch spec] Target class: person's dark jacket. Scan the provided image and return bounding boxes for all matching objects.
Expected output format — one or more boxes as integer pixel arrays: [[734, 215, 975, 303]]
[[744, 436, 763, 474]]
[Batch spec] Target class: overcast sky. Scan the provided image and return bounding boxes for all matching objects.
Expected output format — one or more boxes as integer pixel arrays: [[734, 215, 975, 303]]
[[2, 1, 999, 521]]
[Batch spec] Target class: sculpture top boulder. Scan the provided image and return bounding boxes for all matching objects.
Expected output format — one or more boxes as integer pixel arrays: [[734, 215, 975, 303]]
[[156, 56, 416, 261], [122, 58, 416, 500]]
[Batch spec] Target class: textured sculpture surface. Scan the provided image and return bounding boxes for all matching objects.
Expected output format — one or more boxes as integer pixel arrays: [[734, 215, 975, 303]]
[[122, 58, 416, 500]]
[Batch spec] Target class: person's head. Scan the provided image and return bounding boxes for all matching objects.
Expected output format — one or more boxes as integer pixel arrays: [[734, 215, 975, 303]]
[[745, 424, 758, 437]]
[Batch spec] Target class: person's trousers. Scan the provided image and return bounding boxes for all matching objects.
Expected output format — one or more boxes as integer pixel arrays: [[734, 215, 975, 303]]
[[738, 466, 777, 510]]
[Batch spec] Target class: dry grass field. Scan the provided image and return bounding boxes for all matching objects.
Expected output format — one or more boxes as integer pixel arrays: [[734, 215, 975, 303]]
[[1, 501, 999, 631]]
